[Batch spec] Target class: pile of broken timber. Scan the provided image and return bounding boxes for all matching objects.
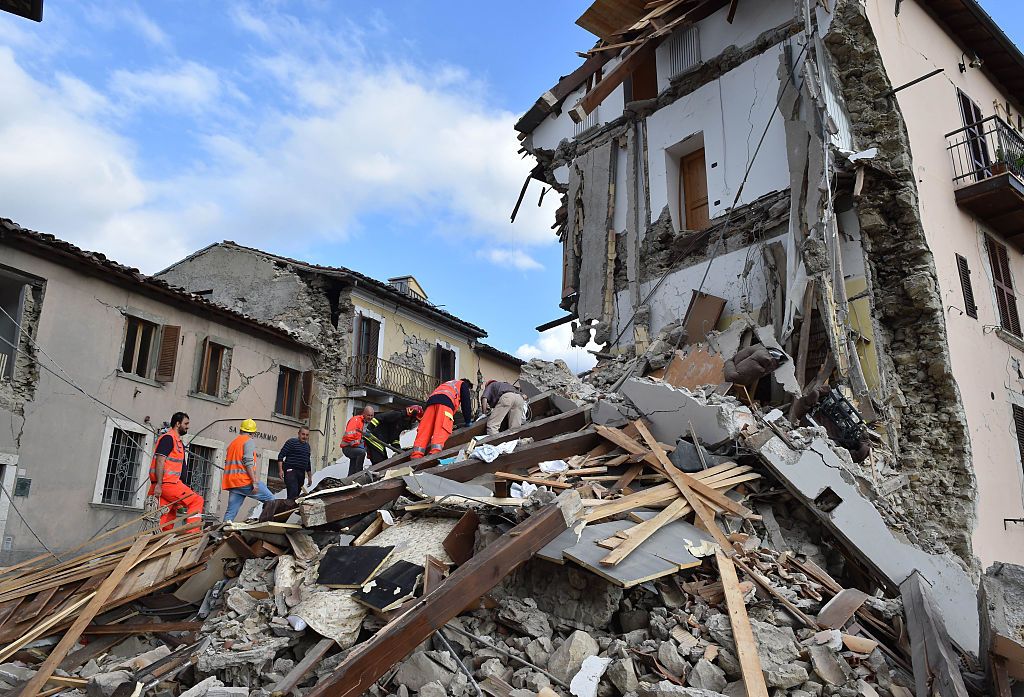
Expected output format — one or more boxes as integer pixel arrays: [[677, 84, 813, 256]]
[[0, 519, 215, 696]]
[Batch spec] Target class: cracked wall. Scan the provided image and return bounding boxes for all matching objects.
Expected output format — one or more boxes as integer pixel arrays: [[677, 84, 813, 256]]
[[388, 323, 431, 373], [825, 0, 975, 560], [0, 281, 42, 419]]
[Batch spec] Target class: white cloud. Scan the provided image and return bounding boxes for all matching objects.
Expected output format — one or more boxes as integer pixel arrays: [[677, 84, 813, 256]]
[[479, 248, 543, 271], [110, 62, 221, 113], [516, 324, 600, 373], [0, 8, 558, 275], [119, 5, 170, 48]]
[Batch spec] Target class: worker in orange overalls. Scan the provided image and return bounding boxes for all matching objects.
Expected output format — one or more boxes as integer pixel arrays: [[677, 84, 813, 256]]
[[341, 406, 375, 476], [223, 419, 276, 522], [149, 411, 204, 532], [411, 378, 474, 459]]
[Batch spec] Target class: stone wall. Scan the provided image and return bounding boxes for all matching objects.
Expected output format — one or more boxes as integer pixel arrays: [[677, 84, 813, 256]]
[[825, 0, 975, 561]]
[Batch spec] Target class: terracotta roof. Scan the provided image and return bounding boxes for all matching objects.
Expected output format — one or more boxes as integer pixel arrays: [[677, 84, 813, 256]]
[[476, 342, 526, 367], [0, 219, 312, 349], [212, 241, 488, 338]]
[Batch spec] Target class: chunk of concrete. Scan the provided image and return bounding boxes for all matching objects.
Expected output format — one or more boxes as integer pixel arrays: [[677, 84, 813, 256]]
[[394, 652, 456, 692], [658, 641, 689, 678], [498, 597, 552, 639], [807, 645, 852, 686], [638, 681, 730, 696], [569, 655, 612, 697], [755, 436, 980, 652], [548, 630, 600, 683], [607, 657, 640, 694], [688, 659, 727, 693], [179, 676, 225, 697], [620, 378, 753, 446], [86, 671, 133, 697], [418, 681, 448, 697]]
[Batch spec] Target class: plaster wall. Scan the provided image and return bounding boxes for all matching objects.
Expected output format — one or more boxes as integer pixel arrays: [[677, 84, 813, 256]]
[[646, 43, 794, 229], [0, 244, 315, 561], [867, 0, 1024, 565], [613, 232, 785, 344]]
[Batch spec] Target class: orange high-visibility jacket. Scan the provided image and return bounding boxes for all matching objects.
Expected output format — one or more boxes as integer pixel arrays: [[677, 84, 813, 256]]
[[430, 380, 465, 412], [223, 434, 256, 489], [342, 415, 367, 448], [150, 429, 185, 483]]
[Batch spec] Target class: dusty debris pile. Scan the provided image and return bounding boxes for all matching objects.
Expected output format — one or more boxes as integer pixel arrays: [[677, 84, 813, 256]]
[[0, 321, 1018, 697]]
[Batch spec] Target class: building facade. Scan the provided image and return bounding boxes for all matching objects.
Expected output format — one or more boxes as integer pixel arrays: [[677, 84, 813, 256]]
[[158, 242, 523, 466], [0, 220, 319, 561], [519, 0, 1024, 569]]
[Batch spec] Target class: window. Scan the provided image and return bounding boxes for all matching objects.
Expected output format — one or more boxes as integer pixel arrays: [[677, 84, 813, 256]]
[[956, 254, 978, 319], [196, 338, 231, 397], [958, 89, 990, 182], [680, 148, 710, 231], [356, 315, 380, 358], [987, 236, 1021, 336], [276, 367, 313, 419], [625, 50, 658, 102], [1013, 405, 1024, 469], [183, 444, 215, 507], [121, 316, 158, 378], [101, 428, 145, 506], [0, 270, 27, 381], [435, 345, 456, 382]]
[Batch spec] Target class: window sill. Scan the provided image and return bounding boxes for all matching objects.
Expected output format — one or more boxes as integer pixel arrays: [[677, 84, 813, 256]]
[[89, 501, 144, 513], [996, 328, 1024, 352], [272, 412, 307, 426], [189, 391, 232, 406], [117, 370, 162, 388]]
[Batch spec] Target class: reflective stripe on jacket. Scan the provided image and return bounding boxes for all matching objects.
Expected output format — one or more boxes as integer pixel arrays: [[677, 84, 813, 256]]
[[429, 380, 464, 412], [150, 430, 185, 482], [222, 435, 255, 490], [342, 415, 367, 448]]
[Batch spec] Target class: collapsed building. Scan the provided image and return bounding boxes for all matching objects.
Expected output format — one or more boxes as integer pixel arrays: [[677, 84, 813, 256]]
[[517, 0, 1024, 583]]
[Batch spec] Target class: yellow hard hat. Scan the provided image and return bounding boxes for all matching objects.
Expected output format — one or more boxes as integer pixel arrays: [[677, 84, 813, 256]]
[[240, 419, 258, 433]]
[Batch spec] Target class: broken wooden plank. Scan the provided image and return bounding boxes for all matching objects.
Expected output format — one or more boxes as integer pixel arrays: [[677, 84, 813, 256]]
[[816, 588, 869, 630], [900, 571, 969, 697], [599, 498, 689, 565], [20, 536, 150, 697], [305, 491, 583, 697], [81, 621, 202, 635], [271, 637, 336, 696], [716, 549, 770, 697], [494, 472, 573, 490], [442, 510, 479, 566]]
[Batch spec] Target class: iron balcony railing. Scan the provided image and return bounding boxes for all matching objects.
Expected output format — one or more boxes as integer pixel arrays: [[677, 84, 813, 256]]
[[946, 115, 1024, 186], [346, 354, 439, 403]]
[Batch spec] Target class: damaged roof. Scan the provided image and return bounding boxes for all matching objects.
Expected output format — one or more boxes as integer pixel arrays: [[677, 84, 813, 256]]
[[0, 218, 312, 349], [201, 241, 490, 340], [475, 342, 526, 367]]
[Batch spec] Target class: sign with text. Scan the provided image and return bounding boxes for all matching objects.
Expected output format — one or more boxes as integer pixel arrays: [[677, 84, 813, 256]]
[[1, 0, 43, 21], [228, 425, 279, 443]]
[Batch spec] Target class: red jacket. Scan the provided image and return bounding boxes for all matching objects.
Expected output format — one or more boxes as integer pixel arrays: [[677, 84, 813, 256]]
[[342, 415, 367, 448]]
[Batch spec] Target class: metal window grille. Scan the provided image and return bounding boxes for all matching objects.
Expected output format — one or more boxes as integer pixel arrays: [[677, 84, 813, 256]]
[[574, 105, 599, 136], [183, 444, 215, 508], [102, 428, 144, 506], [667, 26, 700, 78]]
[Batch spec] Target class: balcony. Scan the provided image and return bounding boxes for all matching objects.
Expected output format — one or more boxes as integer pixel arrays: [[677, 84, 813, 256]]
[[346, 354, 438, 404], [946, 116, 1024, 245]]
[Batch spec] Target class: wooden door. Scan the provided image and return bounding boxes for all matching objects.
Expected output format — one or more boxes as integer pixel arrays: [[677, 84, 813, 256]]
[[681, 148, 709, 230]]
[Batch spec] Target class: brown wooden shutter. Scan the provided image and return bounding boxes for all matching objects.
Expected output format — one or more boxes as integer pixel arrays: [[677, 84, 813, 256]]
[[154, 326, 180, 383], [987, 236, 1021, 335], [299, 370, 314, 421], [955, 255, 978, 319], [197, 338, 211, 391], [1013, 405, 1024, 466]]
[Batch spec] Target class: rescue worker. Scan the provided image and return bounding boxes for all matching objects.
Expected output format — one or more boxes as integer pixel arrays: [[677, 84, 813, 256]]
[[365, 405, 423, 465], [149, 411, 204, 532], [341, 406, 375, 476], [481, 380, 526, 436], [411, 378, 473, 459], [222, 419, 276, 522]]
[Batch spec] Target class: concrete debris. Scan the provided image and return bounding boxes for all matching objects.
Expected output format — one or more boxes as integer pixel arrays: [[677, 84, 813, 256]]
[[548, 630, 600, 683], [86, 670, 133, 697], [394, 652, 457, 691], [687, 658, 727, 693], [498, 596, 553, 639]]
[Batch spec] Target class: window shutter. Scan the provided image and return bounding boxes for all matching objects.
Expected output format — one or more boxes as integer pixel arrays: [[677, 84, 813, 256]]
[[1013, 405, 1024, 466], [299, 370, 313, 421], [155, 326, 180, 383], [987, 236, 1022, 336], [955, 255, 978, 319], [197, 338, 211, 392]]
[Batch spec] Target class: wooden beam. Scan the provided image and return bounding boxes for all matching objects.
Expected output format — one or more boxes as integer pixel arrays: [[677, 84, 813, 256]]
[[716, 549, 770, 697], [81, 621, 202, 635], [305, 492, 583, 697], [21, 536, 150, 697], [309, 429, 600, 525], [599, 497, 690, 565], [571, 38, 662, 122], [726, 0, 740, 23], [494, 473, 574, 490]]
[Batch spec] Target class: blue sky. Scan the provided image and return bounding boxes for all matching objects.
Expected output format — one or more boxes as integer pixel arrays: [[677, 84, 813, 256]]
[[0, 1, 1020, 370]]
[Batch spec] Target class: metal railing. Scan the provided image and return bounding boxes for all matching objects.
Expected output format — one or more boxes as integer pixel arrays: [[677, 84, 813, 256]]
[[946, 115, 1024, 186], [346, 354, 438, 403], [575, 105, 599, 136]]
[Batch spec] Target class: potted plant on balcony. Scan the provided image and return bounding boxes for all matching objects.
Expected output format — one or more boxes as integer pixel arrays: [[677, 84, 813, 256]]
[[993, 147, 1008, 175]]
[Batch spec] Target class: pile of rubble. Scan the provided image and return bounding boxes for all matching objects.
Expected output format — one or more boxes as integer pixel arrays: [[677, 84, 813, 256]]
[[0, 319, 1020, 697]]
